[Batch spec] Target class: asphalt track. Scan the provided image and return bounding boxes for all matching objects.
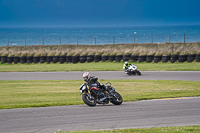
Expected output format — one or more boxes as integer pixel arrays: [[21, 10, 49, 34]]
[[0, 71, 200, 133], [0, 71, 200, 81], [0, 98, 200, 133]]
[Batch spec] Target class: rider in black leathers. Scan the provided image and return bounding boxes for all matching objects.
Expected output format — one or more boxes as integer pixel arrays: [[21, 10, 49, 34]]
[[83, 72, 107, 102]]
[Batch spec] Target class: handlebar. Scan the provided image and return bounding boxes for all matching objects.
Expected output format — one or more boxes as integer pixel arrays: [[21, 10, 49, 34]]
[[105, 82, 112, 86]]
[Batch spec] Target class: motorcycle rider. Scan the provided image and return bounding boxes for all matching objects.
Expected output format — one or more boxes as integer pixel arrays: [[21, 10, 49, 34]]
[[82, 72, 107, 102], [123, 61, 135, 74], [123, 61, 130, 70]]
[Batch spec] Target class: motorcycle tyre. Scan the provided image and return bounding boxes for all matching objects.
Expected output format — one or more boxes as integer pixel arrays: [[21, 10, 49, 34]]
[[131, 71, 136, 75], [82, 93, 96, 107], [110, 92, 123, 105], [136, 70, 141, 76]]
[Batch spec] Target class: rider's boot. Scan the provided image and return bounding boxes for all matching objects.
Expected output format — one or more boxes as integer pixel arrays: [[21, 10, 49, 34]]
[[125, 69, 128, 74], [99, 92, 107, 102], [99, 97, 106, 102]]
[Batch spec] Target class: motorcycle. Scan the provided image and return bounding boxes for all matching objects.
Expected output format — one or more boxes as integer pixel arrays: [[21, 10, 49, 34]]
[[125, 64, 141, 76], [79, 82, 123, 107]]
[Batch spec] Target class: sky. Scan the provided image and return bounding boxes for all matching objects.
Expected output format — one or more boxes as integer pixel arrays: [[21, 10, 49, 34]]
[[0, 0, 200, 28]]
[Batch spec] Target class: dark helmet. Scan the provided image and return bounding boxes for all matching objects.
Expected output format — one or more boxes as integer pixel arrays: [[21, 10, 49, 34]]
[[83, 72, 91, 82]]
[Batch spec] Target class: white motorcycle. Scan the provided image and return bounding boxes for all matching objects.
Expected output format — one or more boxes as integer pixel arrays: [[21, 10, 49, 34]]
[[124, 64, 141, 76]]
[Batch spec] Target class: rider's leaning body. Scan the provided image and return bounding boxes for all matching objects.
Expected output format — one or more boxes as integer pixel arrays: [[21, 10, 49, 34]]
[[83, 72, 101, 87], [82, 72, 107, 102], [83, 72, 108, 91], [123, 61, 132, 70]]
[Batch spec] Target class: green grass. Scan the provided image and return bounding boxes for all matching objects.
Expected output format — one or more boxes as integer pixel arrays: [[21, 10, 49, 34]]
[[0, 79, 199, 109], [57, 125, 200, 133], [1, 79, 199, 132], [0, 61, 200, 72]]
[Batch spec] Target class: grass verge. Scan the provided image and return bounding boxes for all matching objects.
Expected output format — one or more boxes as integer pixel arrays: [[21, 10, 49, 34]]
[[0, 61, 200, 72], [0, 79, 199, 109], [57, 125, 200, 133]]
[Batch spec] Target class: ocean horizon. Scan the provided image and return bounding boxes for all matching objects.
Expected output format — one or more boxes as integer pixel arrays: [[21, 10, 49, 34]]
[[0, 25, 200, 46]]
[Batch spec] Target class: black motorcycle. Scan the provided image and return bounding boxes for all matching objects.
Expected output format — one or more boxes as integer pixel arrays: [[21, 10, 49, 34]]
[[79, 82, 123, 107]]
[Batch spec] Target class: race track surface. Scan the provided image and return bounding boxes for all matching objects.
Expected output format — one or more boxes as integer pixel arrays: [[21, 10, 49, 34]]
[[0, 97, 200, 133], [0, 71, 200, 133], [0, 71, 200, 81]]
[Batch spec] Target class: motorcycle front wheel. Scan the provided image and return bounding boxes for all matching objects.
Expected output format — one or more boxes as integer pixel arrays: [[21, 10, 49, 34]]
[[136, 70, 141, 76], [82, 93, 96, 107], [110, 92, 123, 105]]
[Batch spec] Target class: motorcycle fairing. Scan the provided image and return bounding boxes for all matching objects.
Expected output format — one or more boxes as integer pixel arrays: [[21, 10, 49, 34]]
[[91, 87, 99, 90]]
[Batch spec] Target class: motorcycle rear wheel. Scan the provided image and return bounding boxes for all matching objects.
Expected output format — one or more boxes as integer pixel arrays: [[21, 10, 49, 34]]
[[131, 71, 136, 75], [82, 93, 96, 107], [136, 70, 141, 76], [110, 92, 123, 105]]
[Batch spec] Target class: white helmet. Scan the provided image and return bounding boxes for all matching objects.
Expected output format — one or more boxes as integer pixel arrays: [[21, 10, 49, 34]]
[[83, 72, 90, 82], [125, 61, 128, 66]]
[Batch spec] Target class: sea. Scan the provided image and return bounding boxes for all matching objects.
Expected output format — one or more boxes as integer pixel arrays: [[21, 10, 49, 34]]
[[0, 25, 200, 46]]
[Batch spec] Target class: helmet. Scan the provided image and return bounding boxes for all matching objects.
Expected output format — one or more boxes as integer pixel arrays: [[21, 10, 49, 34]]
[[125, 61, 128, 66], [83, 72, 90, 82]]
